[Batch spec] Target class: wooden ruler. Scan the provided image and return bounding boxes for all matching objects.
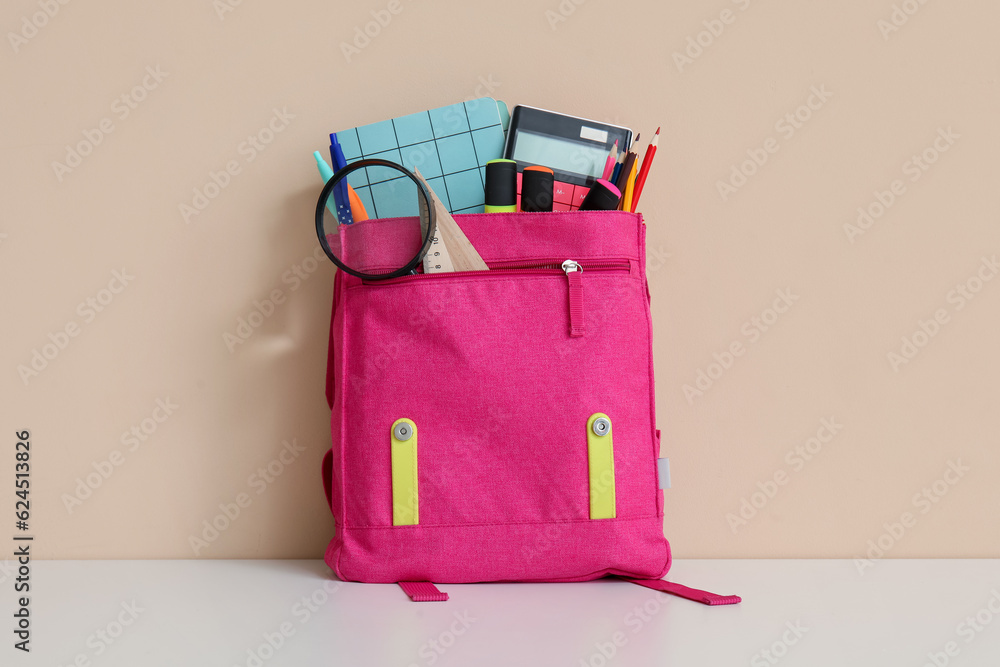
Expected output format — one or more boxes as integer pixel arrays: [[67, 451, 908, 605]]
[[414, 168, 488, 274]]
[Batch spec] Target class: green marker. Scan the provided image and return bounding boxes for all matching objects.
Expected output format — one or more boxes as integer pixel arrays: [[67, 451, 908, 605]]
[[484, 159, 517, 213]]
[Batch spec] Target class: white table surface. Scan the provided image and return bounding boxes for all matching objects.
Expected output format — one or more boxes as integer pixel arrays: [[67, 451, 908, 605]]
[[9, 559, 1000, 666]]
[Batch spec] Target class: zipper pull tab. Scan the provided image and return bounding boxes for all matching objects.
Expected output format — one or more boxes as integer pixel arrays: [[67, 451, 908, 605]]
[[562, 260, 584, 337]]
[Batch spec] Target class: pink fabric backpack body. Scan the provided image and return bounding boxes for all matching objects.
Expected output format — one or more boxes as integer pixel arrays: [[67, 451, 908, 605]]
[[320, 210, 739, 605]]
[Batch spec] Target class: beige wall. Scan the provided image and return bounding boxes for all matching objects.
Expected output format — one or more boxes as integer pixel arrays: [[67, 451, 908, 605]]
[[2, 0, 997, 560]]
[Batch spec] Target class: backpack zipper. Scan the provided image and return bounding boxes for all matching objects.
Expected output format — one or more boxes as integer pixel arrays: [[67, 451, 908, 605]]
[[362, 258, 630, 280], [562, 260, 585, 337], [363, 259, 633, 338], [486, 259, 631, 273]]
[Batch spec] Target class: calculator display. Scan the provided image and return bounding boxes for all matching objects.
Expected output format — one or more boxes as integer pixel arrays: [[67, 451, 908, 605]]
[[511, 131, 609, 179]]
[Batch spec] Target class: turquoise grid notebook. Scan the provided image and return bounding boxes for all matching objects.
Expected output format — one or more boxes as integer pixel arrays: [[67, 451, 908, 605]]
[[334, 98, 509, 216]]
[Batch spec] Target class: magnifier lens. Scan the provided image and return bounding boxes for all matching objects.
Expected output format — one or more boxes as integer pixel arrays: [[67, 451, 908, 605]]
[[317, 159, 435, 280]]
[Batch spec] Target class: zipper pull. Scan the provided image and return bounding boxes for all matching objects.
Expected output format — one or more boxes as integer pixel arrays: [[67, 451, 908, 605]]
[[562, 260, 585, 337]]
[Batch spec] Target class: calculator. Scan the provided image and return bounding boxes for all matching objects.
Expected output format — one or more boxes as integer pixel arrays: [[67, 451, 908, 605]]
[[504, 105, 632, 211]]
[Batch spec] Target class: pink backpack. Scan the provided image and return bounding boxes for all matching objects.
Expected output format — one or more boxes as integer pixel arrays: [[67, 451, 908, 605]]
[[320, 210, 740, 605]]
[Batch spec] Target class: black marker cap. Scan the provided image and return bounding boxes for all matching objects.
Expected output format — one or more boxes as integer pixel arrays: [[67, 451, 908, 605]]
[[484, 159, 517, 211], [579, 178, 622, 211], [521, 166, 554, 212]]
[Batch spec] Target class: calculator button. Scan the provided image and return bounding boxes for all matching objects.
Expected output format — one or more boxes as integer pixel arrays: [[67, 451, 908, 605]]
[[553, 201, 573, 211], [553, 181, 574, 205], [572, 185, 590, 208]]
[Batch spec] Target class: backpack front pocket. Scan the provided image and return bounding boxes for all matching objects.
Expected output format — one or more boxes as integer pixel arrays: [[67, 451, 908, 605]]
[[339, 259, 659, 529]]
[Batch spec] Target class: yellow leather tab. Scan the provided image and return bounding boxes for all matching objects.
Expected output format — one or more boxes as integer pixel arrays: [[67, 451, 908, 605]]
[[587, 413, 616, 519], [391, 418, 418, 525]]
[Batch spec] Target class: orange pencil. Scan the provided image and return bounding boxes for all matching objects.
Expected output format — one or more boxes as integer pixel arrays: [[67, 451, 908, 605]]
[[630, 127, 659, 212]]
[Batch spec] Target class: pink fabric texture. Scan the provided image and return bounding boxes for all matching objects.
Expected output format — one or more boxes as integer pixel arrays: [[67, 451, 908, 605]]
[[624, 578, 742, 606], [398, 581, 449, 602], [322, 211, 669, 584]]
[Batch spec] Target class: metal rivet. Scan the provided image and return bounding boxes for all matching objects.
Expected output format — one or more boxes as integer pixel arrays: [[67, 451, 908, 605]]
[[394, 423, 412, 441], [593, 417, 610, 437]]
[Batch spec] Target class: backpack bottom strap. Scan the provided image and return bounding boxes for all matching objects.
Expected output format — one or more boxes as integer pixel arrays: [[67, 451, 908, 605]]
[[623, 578, 742, 606], [395, 579, 738, 605], [398, 581, 449, 602]]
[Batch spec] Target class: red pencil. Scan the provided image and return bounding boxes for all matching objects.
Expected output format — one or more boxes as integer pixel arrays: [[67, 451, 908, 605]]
[[630, 127, 659, 212]]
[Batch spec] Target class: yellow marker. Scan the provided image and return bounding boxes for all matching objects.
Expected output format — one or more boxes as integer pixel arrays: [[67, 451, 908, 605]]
[[587, 413, 616, 519], [391, 418, 418, 525]]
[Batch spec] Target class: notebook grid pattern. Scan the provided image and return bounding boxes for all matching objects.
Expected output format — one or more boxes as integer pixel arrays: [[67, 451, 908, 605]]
[[335, 99, 508, 217]]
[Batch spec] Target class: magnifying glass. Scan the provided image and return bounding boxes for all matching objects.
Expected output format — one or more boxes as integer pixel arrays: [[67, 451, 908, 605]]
[[315, 159, 437, 280]]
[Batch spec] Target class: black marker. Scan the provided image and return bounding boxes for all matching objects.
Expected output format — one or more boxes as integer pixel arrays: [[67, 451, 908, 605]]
[[484, 159, 517, 213]]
